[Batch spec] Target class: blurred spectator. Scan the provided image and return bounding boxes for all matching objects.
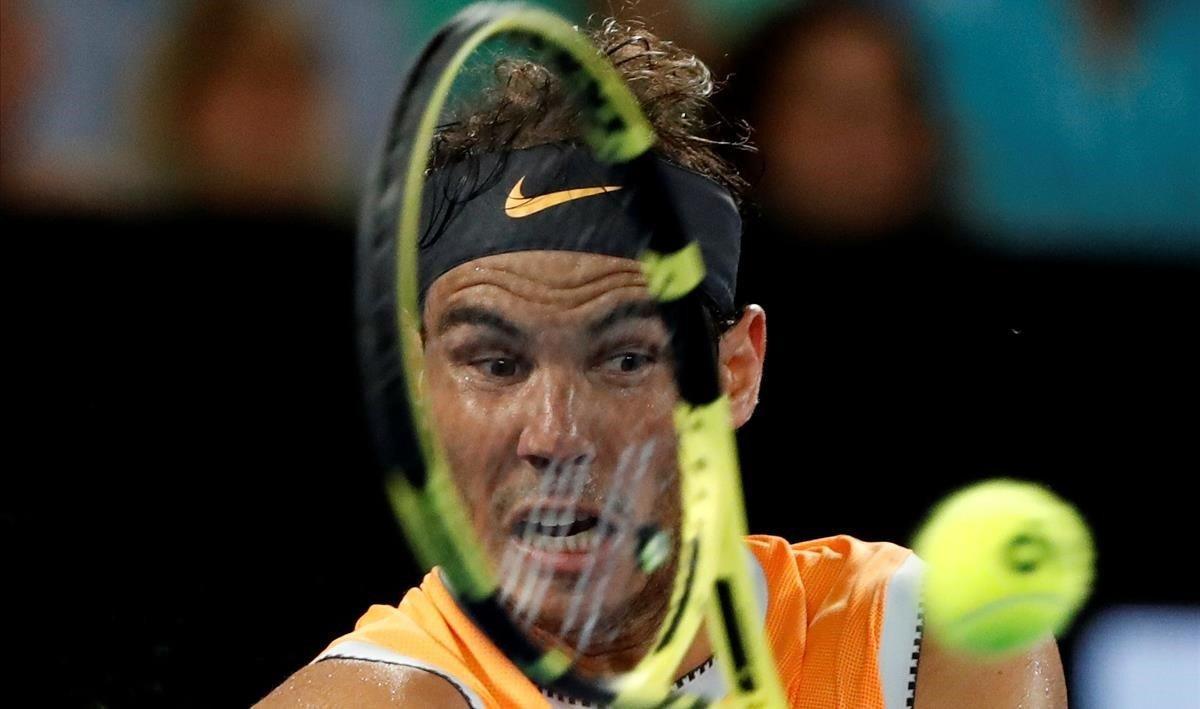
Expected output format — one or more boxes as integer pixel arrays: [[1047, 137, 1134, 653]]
[[728, 1, 940, 241], [903, 0, 1199, 259], [140, 0, 343, 215], [1, 0, 42, 204], [718, 2, 994, 539], [2, 2, 179, 212], [3, 1, 412, 217]]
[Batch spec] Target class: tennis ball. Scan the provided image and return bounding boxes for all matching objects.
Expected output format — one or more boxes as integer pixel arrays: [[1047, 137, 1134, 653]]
[[912, 479, 1095, 657]]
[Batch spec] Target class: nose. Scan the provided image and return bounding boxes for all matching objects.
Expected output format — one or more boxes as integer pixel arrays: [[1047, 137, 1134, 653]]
[[516, 372, 597, 473]]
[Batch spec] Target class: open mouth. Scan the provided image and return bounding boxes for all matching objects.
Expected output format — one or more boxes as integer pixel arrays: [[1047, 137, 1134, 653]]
[[510, 508, 618, 554]]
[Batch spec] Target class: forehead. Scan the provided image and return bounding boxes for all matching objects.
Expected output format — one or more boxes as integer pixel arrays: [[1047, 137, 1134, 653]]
[[424, 251, 651, 324]]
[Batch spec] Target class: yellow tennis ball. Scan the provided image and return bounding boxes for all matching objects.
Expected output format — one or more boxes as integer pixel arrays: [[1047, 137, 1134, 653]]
[[913, 479, 1095, 657]]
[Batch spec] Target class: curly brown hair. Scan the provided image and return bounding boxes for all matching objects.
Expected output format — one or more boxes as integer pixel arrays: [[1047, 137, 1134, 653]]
[[430, 17, 751, 204]]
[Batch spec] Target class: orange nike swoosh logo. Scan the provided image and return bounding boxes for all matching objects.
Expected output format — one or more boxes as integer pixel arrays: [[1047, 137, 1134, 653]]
[[504, 176, 622, 218]]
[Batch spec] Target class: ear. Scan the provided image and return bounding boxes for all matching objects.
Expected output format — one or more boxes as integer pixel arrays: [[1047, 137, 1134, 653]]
[[718, 305, 766, 428]]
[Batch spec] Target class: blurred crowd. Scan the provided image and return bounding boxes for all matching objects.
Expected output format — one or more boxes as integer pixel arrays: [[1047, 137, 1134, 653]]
[[3, 0, 1197, 253]]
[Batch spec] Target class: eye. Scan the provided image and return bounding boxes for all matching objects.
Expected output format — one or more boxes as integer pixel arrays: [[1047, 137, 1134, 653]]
[[602, 351, 656, 375], [475, 357, 523, 378]]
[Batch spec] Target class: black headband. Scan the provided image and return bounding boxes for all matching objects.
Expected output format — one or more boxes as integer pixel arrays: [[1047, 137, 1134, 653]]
[[418, 143, 741, 314]]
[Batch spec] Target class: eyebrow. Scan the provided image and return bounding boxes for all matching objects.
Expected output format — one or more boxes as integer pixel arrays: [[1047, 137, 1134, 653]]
[[436, 306, 527, 340], [587, 300, 662, 336]]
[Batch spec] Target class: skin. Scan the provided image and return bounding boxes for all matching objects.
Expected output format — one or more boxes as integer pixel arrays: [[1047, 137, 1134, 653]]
[[421, 252, 686, 670], [260, 251, 1066, 707], [915, 635, 1069, 709]]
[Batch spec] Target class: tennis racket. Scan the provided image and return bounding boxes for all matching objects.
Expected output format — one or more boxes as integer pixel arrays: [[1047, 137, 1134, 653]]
[[357, 4, 784, 706]]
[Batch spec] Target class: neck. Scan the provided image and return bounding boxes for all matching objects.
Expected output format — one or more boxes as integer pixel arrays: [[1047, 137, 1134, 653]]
[[674, 620, 716, 680], [528, 617, 714, 682]]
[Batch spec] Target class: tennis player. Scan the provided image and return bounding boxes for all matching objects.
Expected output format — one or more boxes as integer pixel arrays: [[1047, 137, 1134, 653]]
[[260, 21, 1066, 709]]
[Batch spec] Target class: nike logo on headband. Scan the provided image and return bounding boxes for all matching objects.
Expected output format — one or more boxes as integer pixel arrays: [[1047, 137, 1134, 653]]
[[504, 176, 622, 218]]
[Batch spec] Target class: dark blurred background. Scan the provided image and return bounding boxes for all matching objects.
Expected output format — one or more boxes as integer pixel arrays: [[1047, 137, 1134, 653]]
[[6, 0, 1197, 706]]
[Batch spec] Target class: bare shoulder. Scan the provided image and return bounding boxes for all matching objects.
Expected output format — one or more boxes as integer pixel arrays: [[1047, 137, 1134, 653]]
[[913, 635, 1069, 709], [256, 658, 471, 708]]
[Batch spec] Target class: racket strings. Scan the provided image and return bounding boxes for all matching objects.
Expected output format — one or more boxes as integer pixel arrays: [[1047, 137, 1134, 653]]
[[552, 442, 639, 642], [512, 454, 592, 628], [595, 448, 680, 652], [491, 435, 668, 662], [567, 439, 659, 657]]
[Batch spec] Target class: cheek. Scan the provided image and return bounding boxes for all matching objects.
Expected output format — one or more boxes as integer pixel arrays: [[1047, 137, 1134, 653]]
[[429, 374, 488, 428], [594, 390, 672, 460], [600, 384, 682, 516], [424, 367, 516, 508]]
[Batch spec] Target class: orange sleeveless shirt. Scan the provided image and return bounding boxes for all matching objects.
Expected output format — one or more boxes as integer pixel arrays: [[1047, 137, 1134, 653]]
[[317, 535, 924, 708]]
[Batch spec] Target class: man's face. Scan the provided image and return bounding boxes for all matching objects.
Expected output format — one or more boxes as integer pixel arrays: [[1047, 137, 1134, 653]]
[[422, 250, 682, 654]]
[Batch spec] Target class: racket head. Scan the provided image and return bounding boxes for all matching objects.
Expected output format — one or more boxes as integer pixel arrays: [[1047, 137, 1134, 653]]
[[356, 4, 782, 705]]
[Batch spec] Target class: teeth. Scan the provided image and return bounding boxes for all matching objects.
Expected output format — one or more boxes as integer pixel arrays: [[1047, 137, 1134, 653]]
[[525, 524, 604, 552], [541, 522, 574, 535], [550, 509, 591, 526]]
